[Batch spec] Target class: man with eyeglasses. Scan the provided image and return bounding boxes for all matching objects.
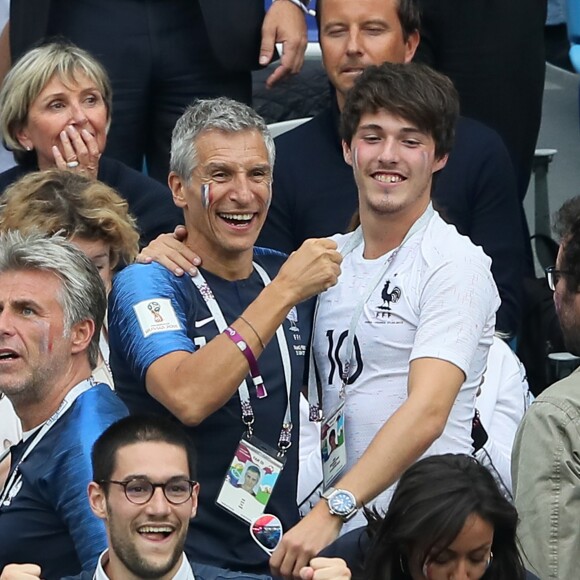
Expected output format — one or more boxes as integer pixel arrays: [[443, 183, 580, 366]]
[[512, 196, 580, 580], [0, 415, 351, 580]]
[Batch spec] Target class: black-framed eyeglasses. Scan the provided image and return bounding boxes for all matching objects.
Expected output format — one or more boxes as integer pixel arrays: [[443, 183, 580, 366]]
[[546, 266, 573, 291], [100, 477, 197, 505]]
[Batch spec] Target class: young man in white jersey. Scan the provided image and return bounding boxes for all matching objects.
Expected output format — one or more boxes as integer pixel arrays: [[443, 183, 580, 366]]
[[270, 62, 500, 579]]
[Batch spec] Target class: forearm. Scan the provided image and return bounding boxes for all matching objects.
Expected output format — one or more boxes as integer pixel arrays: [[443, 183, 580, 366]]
[[146, 238, 341, 424], [335, 357, 464, 504], [270, 395, 450, 577], [335, 398, 445, 505], [147, 281, 299, 425]]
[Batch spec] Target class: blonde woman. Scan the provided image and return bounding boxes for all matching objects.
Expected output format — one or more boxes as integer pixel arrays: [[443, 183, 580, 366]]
[[0, 41, 181, 245]]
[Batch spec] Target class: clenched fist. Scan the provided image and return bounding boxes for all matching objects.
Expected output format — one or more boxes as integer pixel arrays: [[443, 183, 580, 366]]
[[273, 238, 343, 305]]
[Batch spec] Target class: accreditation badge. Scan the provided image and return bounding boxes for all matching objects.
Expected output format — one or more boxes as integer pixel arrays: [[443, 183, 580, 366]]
[[216, 435, 286, 523], [321, 400, 347, 487]]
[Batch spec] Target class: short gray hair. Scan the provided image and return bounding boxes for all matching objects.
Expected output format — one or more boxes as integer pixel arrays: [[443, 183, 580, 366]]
[[170, 97, 275, 181], [0, 42, 112, 162], [0, 231, 107, 369]]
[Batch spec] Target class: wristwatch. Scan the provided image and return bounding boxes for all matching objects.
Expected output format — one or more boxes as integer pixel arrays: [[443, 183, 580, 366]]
[[322, 487, 358, 522]]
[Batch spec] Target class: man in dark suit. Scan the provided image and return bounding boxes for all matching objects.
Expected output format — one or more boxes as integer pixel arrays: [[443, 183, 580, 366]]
[[6, 0, 310, 183], [415, 0, 547, 202]]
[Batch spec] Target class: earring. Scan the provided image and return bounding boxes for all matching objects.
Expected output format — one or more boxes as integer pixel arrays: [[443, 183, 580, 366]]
[[486, 552, 494, 569], [25, 145, 31, 151], [399, 553, 407, 574]]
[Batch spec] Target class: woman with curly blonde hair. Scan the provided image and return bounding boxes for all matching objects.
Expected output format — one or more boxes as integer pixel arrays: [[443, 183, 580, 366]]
[[0, 169, 139, 386]]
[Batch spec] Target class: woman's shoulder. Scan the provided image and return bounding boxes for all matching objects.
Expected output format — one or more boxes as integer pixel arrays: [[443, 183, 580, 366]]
[[0, 164, 29, 193]]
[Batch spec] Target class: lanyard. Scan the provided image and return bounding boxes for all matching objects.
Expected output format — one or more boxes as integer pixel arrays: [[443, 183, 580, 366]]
[[308, 204, 434, 421], [190, 263, 293, 456], [0, 379, 94, 507]]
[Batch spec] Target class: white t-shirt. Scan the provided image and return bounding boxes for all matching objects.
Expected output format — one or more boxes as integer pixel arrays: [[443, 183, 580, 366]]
[[0, 394, 21, 452], [475, 336, 532, 494], [313, 211, 499, 526]]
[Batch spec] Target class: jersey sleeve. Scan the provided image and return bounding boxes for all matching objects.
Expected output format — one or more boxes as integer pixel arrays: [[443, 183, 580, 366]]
[[475, 339, 529, 492], [109, 263, 196, 381], [410, 246, 499, 376]]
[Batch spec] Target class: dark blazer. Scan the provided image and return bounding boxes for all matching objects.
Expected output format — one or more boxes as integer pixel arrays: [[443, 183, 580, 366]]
[[10, 0, 265, 71]]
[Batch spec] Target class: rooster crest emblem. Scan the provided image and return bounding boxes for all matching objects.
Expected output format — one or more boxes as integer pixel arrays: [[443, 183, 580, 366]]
[[377, 280, 401, 317], [147, 301, 163, 323]]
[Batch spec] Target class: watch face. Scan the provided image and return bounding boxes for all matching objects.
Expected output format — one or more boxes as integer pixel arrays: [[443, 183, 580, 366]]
[[329, 491, 356, 516]]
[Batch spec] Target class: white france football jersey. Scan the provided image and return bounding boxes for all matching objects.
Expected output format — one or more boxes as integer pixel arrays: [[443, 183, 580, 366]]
[[313, 211, 499, 528]]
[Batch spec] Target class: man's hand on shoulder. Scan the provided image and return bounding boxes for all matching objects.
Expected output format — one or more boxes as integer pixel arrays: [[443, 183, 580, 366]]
[[136, 225, 201, 276], [260, 0, 308, 87], [0, 564, 42, 579]]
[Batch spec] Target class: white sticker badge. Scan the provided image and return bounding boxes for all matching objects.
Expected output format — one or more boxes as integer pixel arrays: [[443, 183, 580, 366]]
[[134, 298, 181, 337]]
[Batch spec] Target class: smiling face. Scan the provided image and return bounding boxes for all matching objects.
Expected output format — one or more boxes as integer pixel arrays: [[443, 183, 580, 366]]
[[169, 129, 272, 278], [89, 441, 198, 580], [320, 0, 419, 110], [0, 270, 73, 406], [410, 513, 494, 580], [343, 109, 447, 223], [16, 72, 109, 170]]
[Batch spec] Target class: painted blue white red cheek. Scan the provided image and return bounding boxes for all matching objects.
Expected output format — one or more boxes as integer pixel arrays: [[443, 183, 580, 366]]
[[201, 183, 212, 209], [266, 182, 272, 209]]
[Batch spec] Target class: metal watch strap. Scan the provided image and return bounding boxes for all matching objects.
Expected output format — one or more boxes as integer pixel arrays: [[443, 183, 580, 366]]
[[322, 487, 358, 522]]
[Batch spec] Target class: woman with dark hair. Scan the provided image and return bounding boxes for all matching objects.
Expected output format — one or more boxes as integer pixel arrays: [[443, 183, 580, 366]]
[[364, 454, 526, 580], [322, 454, 535, 580]]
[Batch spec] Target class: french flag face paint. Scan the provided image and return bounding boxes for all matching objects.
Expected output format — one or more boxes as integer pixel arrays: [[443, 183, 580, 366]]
[[266, 182, 273, 209], [201, 183, 211, 209]]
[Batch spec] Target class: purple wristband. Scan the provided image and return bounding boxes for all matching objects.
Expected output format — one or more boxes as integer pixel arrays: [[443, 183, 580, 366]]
[[224, 326, 267, 398]]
